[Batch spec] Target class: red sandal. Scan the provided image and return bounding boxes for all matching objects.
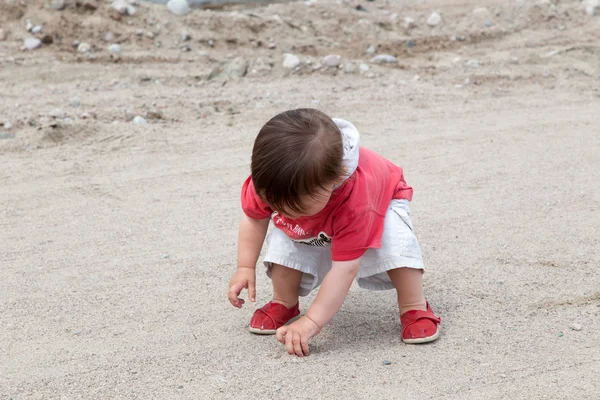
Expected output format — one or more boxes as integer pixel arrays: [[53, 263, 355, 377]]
[[401, 302, 441, 344], [249, 302, 300, 335]]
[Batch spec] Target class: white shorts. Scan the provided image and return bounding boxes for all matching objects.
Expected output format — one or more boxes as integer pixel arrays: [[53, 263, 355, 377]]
[[263, 199, 424, 296]]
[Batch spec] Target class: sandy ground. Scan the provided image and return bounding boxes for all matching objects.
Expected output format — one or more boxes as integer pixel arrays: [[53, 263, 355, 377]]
[[1, 0, 600, 399]]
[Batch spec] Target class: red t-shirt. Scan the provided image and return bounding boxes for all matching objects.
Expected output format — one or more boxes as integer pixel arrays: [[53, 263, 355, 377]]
[[241, 148, 413, 261]]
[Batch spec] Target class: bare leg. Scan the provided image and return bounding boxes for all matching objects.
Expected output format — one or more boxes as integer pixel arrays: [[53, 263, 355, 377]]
[[271, 263, 303, 309], [387, 267, 427, 315]]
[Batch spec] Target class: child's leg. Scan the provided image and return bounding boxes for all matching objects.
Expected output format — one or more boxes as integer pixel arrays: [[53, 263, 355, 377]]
[[387, 267, 427, 315], [271, 263, 303, 308]]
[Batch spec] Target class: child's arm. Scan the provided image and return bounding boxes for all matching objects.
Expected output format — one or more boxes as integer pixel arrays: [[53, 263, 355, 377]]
[[276, 258, 360, 356], [228, 215, 270, 308]]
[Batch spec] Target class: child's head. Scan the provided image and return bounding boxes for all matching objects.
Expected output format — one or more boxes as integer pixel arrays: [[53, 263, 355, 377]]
[[251, 108, 345, 218]]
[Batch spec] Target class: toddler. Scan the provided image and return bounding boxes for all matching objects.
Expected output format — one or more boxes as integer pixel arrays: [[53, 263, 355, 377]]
[[228, 109, 440, 357]]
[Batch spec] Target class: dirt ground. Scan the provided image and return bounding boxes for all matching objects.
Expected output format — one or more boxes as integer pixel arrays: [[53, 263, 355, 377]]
[[1, 0, 599, 399]]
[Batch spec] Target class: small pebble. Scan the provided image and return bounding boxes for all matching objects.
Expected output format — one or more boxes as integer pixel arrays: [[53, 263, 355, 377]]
[[370, 54, 398, 64], [366, 44, 377, 55], [383, 360, 392, 365], [585, 0, 599, 16], [24, 37, 42, 50], [51, 0, 66, 10], [359, 63, 370, 72], [160, 254, 170, 259], [322, 54, 341, 68], [283, 53, 300, 69], [111, 0, 136, 15], [103, 32, 115, 42], [133, 116, 148, 125], [49, 108, 67, 119], [26, 20, 34, 32], [77, 42, 91, 53], [71, 97, 80, 108], [31, 25, 42, 34], [570, 323, 583, 331], [181, 31, 191, 41], [406, 39, 416, 48], [403, 17, 416, 29], [108, 44, 121, 54], [427, 12, 442, 26], [3, 122, 12, 130], [72, 40, 80, 48], [344, 63, 357, 74], [466, 59, 480, 68], [167, 0, 191, 16], [558, 331, 564, 337]]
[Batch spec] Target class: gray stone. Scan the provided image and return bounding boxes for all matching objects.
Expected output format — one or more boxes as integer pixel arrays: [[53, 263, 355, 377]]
[[24, 37, 42, 50], [51, 0, 66, 10], [383, 360, 392, 365], [248, 56, 274, 76], [71, 97, 80, 108], [466, 59, 480, 68], [209, 57, 249, 79], [31, 25, 42, 34], [585, 0, 599, 16], [133, 116, 147, 125], [283, 53, 300, 69], [0, 132, 15, 140], [427, 12, 442, 26], [366, 45, 377, 55], [569, 323, 583, 331], [26, 20, 34, 32], [103, 32, 115, 42], [72, 40, 80, 48], [344, 63, 357, 74], [167, 0, 191, 16], [403, 17, 416, 29], [322, 54, 341, 68], [370, 54, 398, 64], [49, 108, 67, 119], [112, 0, 136, 15], [2, 122, 12, 130], [77, 42, 91, 53], [108, 44, 121, 54], [181, 31, 191, 41], [359, 63, 370, 72]]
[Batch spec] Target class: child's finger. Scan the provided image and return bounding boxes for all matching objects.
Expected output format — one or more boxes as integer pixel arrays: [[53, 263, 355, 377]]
[[248, 278, 256, 303], [276, 327, 287, 343], [292, 333, 303, 357], [285, 331, 295, 355], [301, 336, 310, 356], [227, 283, 244, 307]]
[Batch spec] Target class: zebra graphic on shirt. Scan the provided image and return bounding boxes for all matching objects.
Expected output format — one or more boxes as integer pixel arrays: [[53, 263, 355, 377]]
[[295, 232, 332, 247]]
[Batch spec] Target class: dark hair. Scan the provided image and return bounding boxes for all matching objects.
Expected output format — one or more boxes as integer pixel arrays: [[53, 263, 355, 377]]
[[251, 108, 345, 214]]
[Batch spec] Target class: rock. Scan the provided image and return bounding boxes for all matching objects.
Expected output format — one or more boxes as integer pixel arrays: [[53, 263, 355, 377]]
[[72, 40, 80, 48], [427, 12, 442, 26], [23, 37, 42, 50], [103, 31, 114, 42], [406, 39, 416, 48], [366, 44, 377, 55], [359, 63, 370, 73], [403, 17, 416, 29], [322, 54, 341, 68], [383, 360, 392, 365], [181, 44, 191, 52], [71, 97, 80, 108], [108, 44, 121, 54], [145, 110, 164, 120], [569, 323, 583, 331], [146, 31, 155, 39], [466, 59, 480, 68], [77, 42, 91, 53], [0, 132, 15, 140], [283, 53, 300, 69], [51, 0, 66, 10], [2, 122, 12, 130], [181, 31, 191, 41], [370, 54, 398, 64], [125, 109, 135, 121], [135, 29, 144, 36], [111, 0, 136, 15], [49, 108, 67, 119], [585, 0, 599, 16], [248, 56, 274, 76], [26, 19, 34, 32], [0, 28, 7, 41], [344, 63, 357, 74], [209, 57, 249, 79], [133, 116, 147, 125], [31, 25, 42, 34], [167, 0, 191, 16]]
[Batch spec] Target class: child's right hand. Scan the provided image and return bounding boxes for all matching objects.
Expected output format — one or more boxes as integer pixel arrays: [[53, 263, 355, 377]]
[[227, 266, 256, 308]]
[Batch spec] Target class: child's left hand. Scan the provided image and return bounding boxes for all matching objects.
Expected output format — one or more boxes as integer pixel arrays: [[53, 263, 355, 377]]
[[276, 316, 321, 357]]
